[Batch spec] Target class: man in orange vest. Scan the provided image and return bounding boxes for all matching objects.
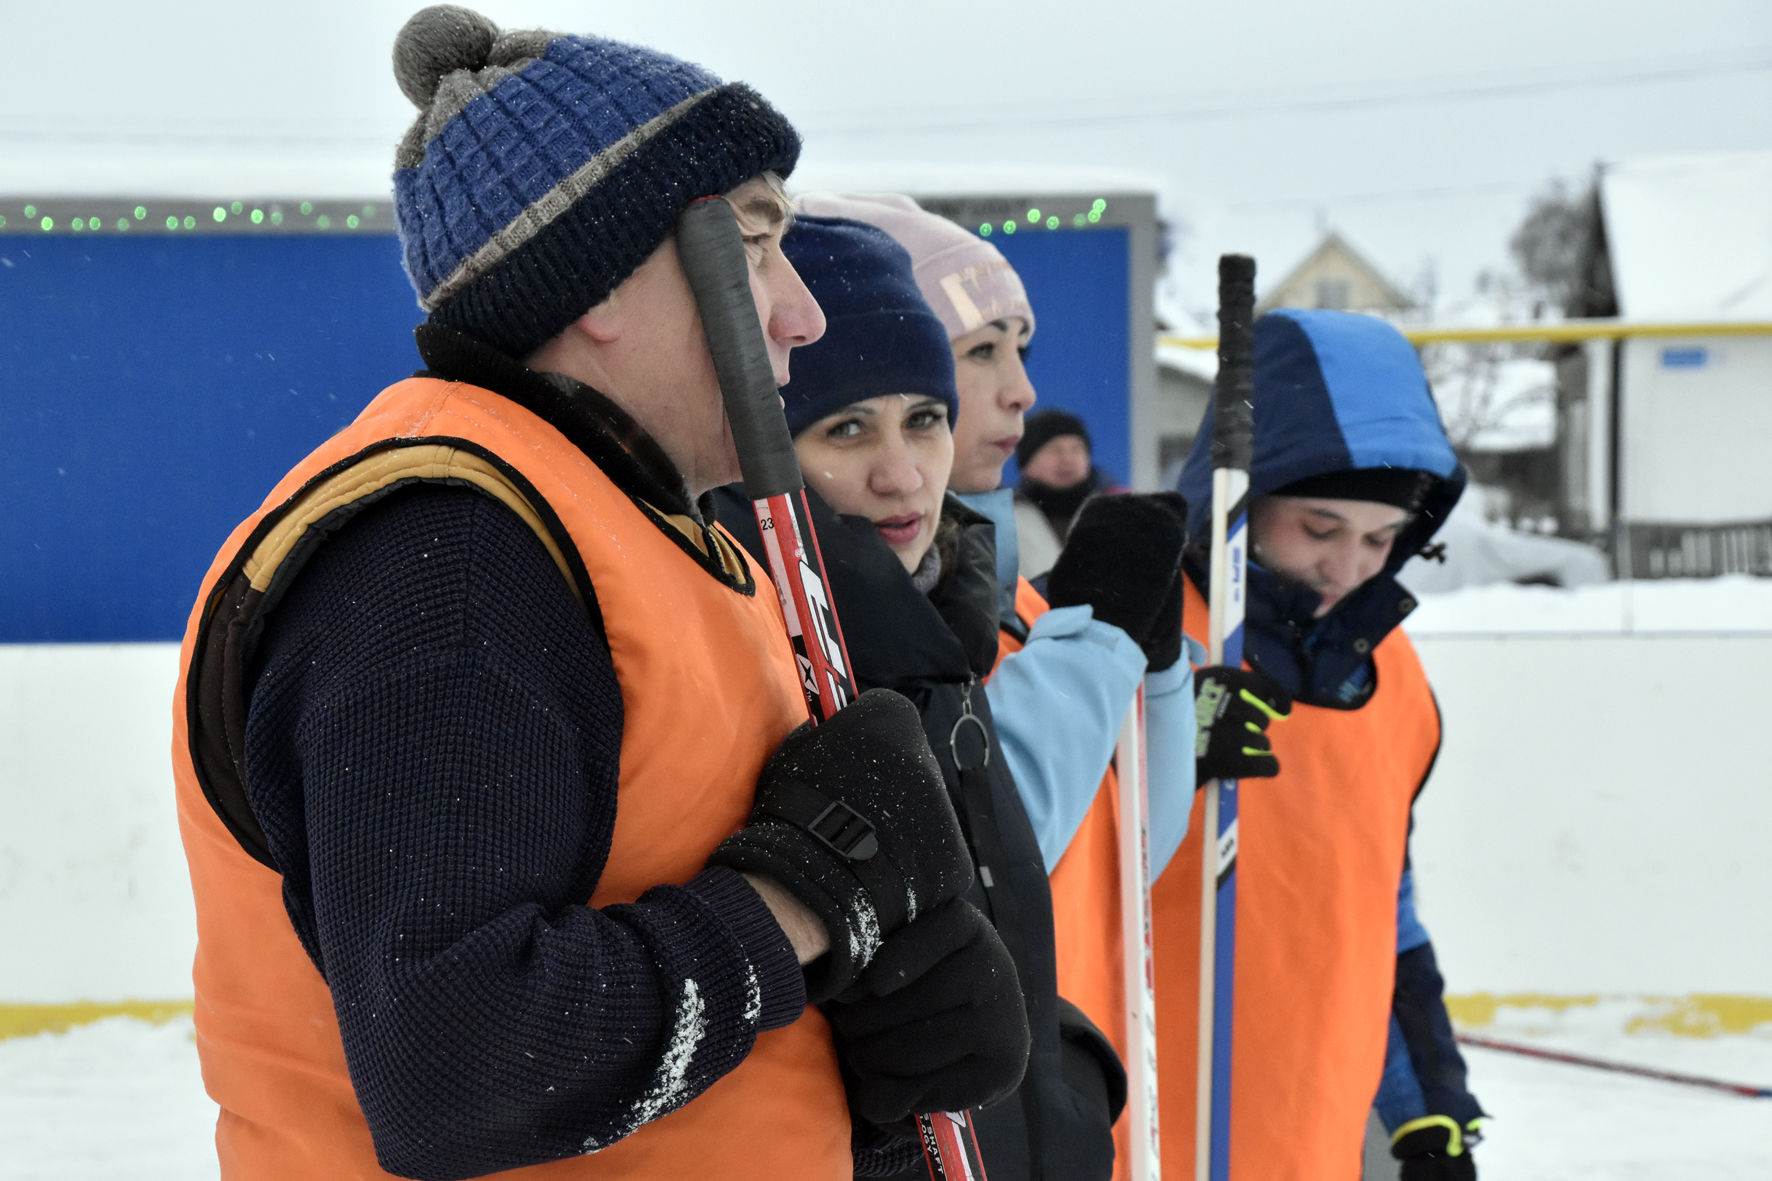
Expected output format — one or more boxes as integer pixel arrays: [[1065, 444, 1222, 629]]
[[1154, 309, 1486, 1180], [170, 7, 1029, 1178]]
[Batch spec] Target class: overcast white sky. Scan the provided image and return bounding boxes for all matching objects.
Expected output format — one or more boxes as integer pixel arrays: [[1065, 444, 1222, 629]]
[[5, 0, 1769, 315]]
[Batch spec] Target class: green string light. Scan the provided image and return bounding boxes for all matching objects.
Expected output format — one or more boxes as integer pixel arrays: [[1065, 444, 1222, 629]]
[[230, 201, 243, 215], [166, 216, 179, 230], [346, 214, 360, 229], [117, 219, 129, 231], [1026, 208, 1040, 224], [1045, 215, 1059, 229], [317, 214, 332, 229], [1091, 198, 1107, 213], [1002, 221, 1017, 234], [213, 207, 227, 223], [979, 223, 993, 237], [1073, 213, 1087, 226], [362, 204, 378, 217], [24, 205, 36, 218], [0, 215, 6, 228], [300, 201, 313, 215], [251, 209, 264, 224], [72, 218, 83, 233], [1087, 210, 1101, 223], [40, 216, 53, 231], [134, 206, 146, 220], [183, 216, 195, 229], [271, 211, 284, 226]]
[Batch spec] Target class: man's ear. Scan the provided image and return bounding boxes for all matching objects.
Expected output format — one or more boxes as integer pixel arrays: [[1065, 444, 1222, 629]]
[[573, 290, 623, 343]]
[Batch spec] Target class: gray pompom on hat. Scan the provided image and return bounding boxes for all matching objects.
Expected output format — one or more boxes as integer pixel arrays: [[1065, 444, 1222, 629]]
[[389, 4, 801, 359]]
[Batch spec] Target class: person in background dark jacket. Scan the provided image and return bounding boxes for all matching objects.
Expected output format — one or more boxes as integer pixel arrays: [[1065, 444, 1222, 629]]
[[719, 214, 1123, 1181], [1012, 408, 1124, 579]]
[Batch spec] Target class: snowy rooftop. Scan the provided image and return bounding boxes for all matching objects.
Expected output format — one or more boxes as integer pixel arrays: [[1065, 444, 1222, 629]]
[[1600, 150, 1772, 321]]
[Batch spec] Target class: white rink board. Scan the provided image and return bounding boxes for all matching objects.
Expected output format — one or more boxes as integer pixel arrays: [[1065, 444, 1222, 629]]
[[0, 644, 192, 1002], [1410, 631, 1772, 997], [3, 629, 1771, 1004]]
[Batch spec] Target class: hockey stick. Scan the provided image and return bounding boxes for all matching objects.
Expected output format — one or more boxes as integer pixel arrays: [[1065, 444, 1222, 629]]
[[1456, 1032, 1772, 1098], [1117, 684, 1161, 1180], [677, 195, 988, 1181], [1196, 254, 1255, 1181]]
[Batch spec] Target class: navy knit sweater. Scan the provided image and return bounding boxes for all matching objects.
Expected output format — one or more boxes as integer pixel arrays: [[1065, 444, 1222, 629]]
[[242, 331, 807, 1179]]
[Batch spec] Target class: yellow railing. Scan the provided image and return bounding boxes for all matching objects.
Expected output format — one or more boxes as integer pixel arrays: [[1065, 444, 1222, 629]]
[[1160, 319, 1772, 349]]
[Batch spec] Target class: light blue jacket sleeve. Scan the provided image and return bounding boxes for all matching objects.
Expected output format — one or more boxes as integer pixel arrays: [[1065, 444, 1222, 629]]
[[1147, 635, 1208, 878], [986, 605, 1143, 871]]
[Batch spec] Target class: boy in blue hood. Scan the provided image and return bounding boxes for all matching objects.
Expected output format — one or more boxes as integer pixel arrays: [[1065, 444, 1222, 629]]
[[1154, 309, 1486, 1180]]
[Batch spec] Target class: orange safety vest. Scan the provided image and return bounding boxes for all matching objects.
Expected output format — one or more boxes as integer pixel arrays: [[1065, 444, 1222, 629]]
[[1153, 576, 1439, 1181], [171, 377, 852, 1179], [994, 577, 1132, 1181]]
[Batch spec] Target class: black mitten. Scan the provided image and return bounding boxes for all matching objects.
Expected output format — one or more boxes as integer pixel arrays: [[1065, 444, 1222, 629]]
[[826, 898, 1030, 1127], [709, 689, 975, 1004], [1044, 492, 1188, 670], [1193, 665, 1291, 785], [1391, 1116, 1480, 1181]]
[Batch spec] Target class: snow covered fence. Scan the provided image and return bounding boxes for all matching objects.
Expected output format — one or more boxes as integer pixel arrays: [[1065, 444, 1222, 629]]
[[4, 579, 1771, 1039]]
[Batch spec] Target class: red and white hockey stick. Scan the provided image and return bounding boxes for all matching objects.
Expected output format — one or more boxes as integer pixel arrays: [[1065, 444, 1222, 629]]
[[677, 195, 988, 1181]]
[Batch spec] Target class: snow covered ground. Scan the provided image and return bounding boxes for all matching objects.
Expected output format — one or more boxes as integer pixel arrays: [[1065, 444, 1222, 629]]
[[6, 577, 1770, 1178], [1407, 573, 1772, 635], [2, 1008, 1768, 1179]]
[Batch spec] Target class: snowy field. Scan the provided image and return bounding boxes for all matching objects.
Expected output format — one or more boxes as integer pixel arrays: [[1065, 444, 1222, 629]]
[[5, 577, 1772, 1178], [2, 1009, 1768, 1179]]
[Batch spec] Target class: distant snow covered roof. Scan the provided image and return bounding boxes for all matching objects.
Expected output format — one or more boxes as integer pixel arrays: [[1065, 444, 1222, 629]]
[[1600, 150, 1772, 321], [1433, 355, 1557, 452], [1154, 336, 1218, 383]]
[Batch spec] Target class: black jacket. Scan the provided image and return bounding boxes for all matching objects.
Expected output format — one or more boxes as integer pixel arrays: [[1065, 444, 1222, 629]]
[[717, 488, 1124, 1181]]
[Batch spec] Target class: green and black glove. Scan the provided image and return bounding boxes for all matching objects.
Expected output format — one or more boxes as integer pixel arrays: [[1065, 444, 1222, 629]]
[[709, 688, 976, 1004], [1391, 1115, 1482, 1181], [1193, 665, 1291, 786]]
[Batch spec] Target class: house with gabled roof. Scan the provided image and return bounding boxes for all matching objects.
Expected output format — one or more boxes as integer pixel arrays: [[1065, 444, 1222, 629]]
[[1256, 229, 1414, 315], [1557, 149, 1772, 576]]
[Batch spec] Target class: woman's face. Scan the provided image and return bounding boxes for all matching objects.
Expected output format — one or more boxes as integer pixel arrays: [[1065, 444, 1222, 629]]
[[794, 394, 956, 574], [947, 316, 1035, 494], [1249, 495, 1412, 617]]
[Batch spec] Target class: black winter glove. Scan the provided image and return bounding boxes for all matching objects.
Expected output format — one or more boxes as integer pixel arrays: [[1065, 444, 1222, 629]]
[[709, 689, 975, 1004], [1193, 665, 1291, 786], [826, 897, 1030, 1128], [1044, 492, 1188, 671], [1391, 1116, 1481, 1181]]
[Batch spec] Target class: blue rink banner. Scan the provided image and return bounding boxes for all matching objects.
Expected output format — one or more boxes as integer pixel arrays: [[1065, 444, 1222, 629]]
[[4, 225, 1130, 643]]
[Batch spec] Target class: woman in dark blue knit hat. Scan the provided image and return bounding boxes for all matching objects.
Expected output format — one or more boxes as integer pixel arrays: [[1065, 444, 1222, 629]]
[[718, 215, 1125, 1181]]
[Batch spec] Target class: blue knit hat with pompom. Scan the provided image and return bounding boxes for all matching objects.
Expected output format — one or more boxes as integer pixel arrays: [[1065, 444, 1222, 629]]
[[391, 4, 800, 358]]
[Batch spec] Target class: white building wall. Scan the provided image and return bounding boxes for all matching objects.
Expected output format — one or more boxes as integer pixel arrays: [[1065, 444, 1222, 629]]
[[1619, 335, 1772, 522]]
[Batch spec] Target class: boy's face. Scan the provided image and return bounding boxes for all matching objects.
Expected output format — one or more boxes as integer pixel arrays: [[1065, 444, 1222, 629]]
[[1249, 495, 1411, 617]]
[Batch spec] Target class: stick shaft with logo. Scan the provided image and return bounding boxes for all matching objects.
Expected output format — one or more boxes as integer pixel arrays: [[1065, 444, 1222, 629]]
[[678, 195, 988, 1181]]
